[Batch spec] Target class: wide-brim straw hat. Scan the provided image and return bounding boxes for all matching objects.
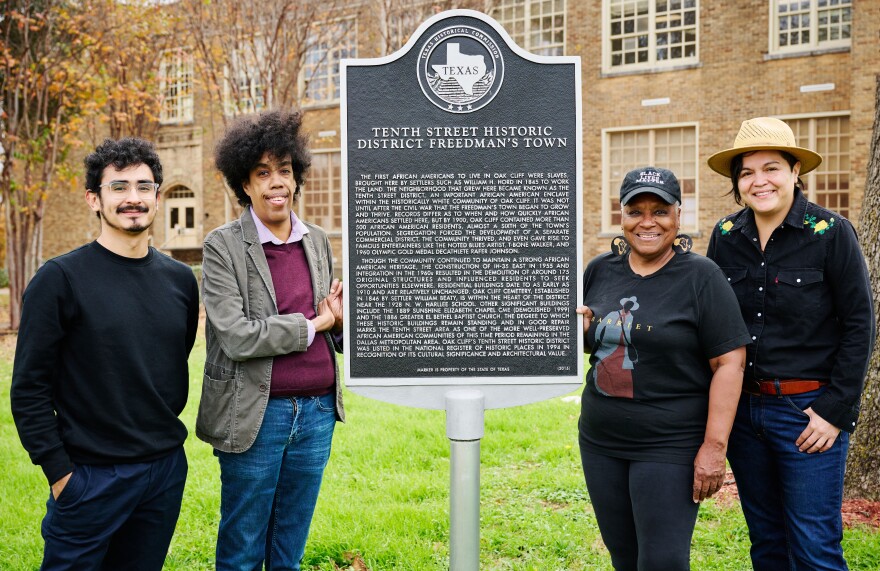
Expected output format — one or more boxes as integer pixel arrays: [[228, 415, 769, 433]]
[[707, 117, 823, 178]]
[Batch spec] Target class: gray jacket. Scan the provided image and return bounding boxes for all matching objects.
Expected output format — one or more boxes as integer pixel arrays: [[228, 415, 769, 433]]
[[196, 210, 344, 453]]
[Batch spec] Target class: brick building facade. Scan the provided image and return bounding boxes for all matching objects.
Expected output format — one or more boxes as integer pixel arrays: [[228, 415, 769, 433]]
[[41, 0, 879, 268]]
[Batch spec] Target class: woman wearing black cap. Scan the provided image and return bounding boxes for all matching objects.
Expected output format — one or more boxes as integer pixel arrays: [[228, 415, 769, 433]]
[[575, 166, 750, 570], [706, 117, 874, 571]]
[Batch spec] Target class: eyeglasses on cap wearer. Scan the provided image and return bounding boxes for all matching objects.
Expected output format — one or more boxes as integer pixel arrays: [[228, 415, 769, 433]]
[[99, 181, 160, 194]]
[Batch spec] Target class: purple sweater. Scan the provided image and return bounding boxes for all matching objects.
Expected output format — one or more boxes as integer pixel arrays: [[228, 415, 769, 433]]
[[262, 242, 335, 396]]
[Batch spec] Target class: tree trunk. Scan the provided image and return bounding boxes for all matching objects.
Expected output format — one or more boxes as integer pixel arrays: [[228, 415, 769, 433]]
[[844, 74, 880, 500], [2, 168, 44, 331]]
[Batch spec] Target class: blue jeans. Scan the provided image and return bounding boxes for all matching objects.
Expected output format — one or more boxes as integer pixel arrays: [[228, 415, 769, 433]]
[[40, 447, 187, 571], [215, 394, 336, 571], [727, 388, 850, 571]]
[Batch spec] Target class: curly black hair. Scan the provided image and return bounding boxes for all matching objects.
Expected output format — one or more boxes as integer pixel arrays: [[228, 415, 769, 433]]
[[84, 138, 163, 193], [214, 109, 311, 206]]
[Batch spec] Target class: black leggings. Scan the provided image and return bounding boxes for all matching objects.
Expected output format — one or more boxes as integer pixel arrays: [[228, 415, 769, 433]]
[[580, 447, 699, 571]]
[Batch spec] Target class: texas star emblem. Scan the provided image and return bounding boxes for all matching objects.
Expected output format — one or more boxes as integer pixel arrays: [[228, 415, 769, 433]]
[[418, 25, 504, 114]]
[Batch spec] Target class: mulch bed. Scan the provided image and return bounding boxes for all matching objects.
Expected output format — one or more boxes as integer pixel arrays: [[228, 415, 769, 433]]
[[715, 471, 880, 529]]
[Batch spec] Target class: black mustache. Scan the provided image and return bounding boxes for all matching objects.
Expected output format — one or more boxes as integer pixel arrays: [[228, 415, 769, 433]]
[[117, 206, 149, 214]]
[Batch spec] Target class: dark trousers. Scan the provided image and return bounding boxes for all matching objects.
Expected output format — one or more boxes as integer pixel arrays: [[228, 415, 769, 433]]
[[579, 447, 699, 571], [40, 446, 187, 571]]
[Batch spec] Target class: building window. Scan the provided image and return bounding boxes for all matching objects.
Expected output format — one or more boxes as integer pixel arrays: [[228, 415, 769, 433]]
[[784, 115, 850, 218], [771, 0, 851, 53], [604, 0, 698, 72], [302, 19, 357, 106], [159, 49, 193, 124], [603, 124, 698, 232], [492, 0, 566, 56], [387, 1, 434, 52], [301, 151, 341, 231], [224, 41, 268, 116]]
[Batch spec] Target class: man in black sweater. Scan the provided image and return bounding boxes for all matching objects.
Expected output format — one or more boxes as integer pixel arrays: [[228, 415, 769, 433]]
[[11, 138, 200, 570]]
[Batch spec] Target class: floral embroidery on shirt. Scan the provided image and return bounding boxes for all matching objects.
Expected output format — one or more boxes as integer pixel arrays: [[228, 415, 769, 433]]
[[804, 214, 835, 235], [719, 219, 734, 235]]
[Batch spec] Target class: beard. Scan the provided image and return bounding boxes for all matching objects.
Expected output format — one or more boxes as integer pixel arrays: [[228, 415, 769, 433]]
[[99, 203, 155, 234]]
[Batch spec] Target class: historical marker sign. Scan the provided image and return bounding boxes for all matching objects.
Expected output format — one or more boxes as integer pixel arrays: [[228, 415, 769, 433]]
[[341, 10, 583, 409]]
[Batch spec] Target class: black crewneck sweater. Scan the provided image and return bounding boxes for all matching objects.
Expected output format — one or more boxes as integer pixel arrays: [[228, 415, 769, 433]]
[[11, 241, 199, 484]]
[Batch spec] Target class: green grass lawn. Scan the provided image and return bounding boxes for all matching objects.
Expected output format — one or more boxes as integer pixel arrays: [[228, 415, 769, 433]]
[[2, 333, 878, 570]]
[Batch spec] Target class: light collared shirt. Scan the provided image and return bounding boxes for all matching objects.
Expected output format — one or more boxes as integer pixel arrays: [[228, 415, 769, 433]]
[[250, 206, 310, 245], [250, 207, 316, 345]]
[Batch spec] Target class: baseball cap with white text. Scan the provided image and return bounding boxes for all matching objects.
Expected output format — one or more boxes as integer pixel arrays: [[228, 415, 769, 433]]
[[619, 166, 681, 206]]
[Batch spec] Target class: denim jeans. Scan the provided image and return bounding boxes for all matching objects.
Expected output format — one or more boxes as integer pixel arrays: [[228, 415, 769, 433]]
[[727, 388, 850, 571], [40, 447, 187, 571], [215, 393, 336, 571]]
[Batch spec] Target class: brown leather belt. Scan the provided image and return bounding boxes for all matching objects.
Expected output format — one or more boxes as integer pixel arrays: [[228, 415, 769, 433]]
[[743, 379, 827, 396]]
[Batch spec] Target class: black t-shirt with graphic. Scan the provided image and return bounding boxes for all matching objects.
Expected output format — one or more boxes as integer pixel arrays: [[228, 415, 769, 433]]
[[578, 251, 750, 465]]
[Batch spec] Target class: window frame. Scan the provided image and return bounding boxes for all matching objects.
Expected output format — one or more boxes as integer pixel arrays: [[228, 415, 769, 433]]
[[299, 149, 342, 232], [768, 0, 852, 55], [602, 0, 699, 74], [491, 0, 567, 56], [778, 112, 851, 218], [601, 122, 700, 234], [158, 49, 194, 125], [301, 17, 358, 107], [222, 40, 270, 117], [386, 0, 435, 53]]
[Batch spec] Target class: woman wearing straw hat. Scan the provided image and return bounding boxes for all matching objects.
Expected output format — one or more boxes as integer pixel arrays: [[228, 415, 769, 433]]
[[576, 166, 750, 570], [706, 117, 875, 571]]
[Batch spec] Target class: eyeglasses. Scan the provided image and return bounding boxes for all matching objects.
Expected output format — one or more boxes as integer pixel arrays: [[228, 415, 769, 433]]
[[99, 181, 160, 194]]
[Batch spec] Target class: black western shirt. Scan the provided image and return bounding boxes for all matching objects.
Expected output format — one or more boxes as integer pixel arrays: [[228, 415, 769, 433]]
[[706, 189, 875, 433]]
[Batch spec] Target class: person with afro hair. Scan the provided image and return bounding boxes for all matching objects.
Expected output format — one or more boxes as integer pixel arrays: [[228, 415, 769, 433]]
[[196, 109, 344, 571]]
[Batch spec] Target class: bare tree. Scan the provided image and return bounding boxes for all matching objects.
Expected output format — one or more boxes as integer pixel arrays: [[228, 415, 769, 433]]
[[181, 0, 354, 123], [84, 0, 182, 142], [845, 75, 880, 500], [372, 0, 499, 56], [179, 0, 357, 211]]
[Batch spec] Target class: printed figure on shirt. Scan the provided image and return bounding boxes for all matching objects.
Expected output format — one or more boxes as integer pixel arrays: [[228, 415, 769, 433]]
[[593, 296, 640, 398], [10, 138, 200, 571]]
